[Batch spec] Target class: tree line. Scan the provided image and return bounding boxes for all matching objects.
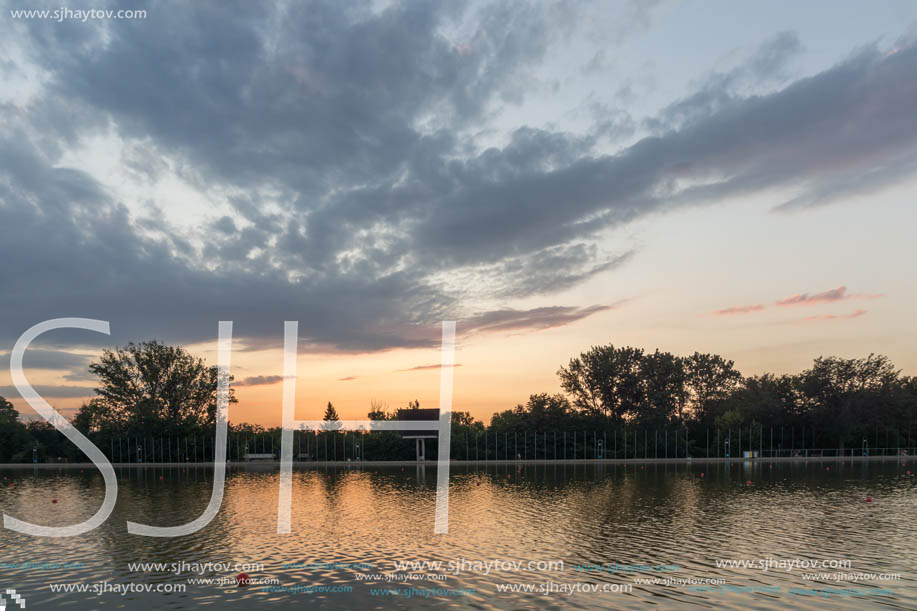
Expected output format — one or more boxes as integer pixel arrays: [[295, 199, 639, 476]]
[[0, 340, 915, 462]]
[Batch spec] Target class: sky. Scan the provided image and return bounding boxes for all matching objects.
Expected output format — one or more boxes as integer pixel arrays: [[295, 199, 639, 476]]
[[1, 0, 916, 426]]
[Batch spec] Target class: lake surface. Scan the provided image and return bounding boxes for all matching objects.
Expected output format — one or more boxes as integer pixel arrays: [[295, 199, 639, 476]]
[[0, 460, 914, 609]]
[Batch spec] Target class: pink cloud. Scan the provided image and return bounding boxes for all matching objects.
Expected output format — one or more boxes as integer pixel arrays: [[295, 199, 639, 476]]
[[712, 304, 765, 316], [802, 308, 868, 322], [776, 286, 884, 307], [397, 364, 462, 372]]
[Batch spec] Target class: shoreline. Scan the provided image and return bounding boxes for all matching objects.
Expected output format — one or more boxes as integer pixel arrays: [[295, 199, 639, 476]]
[[0, 455, 912, 469]]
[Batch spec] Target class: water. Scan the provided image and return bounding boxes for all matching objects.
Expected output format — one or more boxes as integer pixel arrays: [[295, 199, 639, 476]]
[[0, 460, 914, 609]]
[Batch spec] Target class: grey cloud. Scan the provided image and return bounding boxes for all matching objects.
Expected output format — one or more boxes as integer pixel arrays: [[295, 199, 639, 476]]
[[2, 3, 916, 355], [235, 375, 286, 387], [647, 31, 803, 132], [0, 348, 94, 381], [0, 385, 94, 399], [462, 304, 614, 334]]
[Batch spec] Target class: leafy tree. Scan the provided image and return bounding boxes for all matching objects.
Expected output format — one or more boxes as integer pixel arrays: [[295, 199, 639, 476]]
[[797, 354, 899, 449], [451, 411, 477, 427], [684, 352, 742, 422], [72, 398, 110, 435], [637, 350, 687, 425], [557, 345, 644, 420], [491, 393, 575, 433], [0, 395, 19, 421], [0, 395, 31, 462], [88, 340, 236, 431]]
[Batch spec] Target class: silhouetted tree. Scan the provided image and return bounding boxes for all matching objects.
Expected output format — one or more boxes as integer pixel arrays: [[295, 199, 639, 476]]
[[87, 340, 236, 432], [558, 345, 644, 420]]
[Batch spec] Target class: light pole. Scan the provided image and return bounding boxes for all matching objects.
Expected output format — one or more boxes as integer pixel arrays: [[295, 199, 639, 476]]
[[32, 446, 38, 464], [137, 445, 143, 463]]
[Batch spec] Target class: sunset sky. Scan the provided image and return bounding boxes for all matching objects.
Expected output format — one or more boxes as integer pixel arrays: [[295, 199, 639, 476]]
[[2, 0, 917, 426]]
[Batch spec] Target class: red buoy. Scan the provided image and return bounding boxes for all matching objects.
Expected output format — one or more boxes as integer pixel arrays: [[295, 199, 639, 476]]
[[159, 476, 163, 480], [866, 497, 872, 503], [700, 472, 705, 478], [236, 573, 251, 587], [826, 467, 830, 471], [746, 480, 752, 486], [52, 499, 57, 504], [907, 471, 911, 476]]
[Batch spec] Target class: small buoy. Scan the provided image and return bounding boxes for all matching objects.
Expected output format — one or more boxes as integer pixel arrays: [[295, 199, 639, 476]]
[[907, 471, 911, 476], [159, 476, 163, 480], [8, 484, 13, 488], [507, 474, 511, 479], [866, 497, 872, 503], [52, 499, 57, 504], [236, 573, 250, 587], [826, 467, 830, 471], [476, 482, 481, 486], [746, 480, 752, 486], [700, 472, 705, 478]]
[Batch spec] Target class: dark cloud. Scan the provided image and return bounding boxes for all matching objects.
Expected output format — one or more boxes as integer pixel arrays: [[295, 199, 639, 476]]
[[0, 385, 94, 399], [462, 304, 614, 334], [0, 348, 94, 380], [1, 3, 915, 355], [235, 375, 286, 387]]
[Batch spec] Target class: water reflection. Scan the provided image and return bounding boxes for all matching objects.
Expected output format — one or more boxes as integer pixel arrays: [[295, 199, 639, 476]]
[[0, 460, 914, 609]]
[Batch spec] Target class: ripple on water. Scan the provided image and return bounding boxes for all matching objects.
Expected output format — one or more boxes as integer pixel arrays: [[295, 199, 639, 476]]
[[0, 461, 913, 609]]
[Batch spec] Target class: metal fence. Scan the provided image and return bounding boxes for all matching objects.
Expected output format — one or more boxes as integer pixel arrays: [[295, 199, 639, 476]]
[[23, 425, 913, 463]]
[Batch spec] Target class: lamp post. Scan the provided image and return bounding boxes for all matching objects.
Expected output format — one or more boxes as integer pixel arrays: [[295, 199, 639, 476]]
[[32, 446, 38, 464]]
